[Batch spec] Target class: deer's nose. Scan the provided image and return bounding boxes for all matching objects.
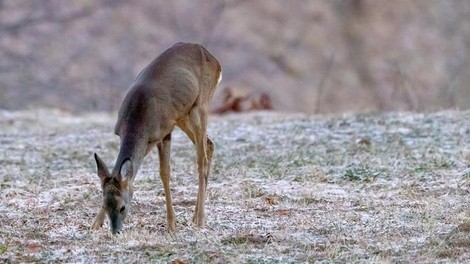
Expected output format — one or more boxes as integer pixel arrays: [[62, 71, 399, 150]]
[[111, 229, 122, 235], [110, 219, 123, 235]]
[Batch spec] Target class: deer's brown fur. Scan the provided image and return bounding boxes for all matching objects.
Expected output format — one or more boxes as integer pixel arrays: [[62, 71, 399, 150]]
[[92, 42, 221, 234]]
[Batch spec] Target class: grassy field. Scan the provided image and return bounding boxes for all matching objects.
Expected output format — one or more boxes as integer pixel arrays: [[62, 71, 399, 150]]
[[0, 109, 469, 263]]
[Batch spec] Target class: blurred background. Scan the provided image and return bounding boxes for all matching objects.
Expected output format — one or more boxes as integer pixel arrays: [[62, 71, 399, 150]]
[[1, 0, 470, 114]]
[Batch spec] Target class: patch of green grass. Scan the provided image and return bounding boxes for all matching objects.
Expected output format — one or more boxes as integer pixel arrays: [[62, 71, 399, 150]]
[[412, 157, 456, 174], [243, 182, 265, 198], [192, 251, 228, 263], [149, 250, 175, 260], [290, 196, 320, 205], [413, 164, 428, 173], [0, 244, 7, 254], [245, 158, 257, 168], [430, 157, 455, 169], [344, 168, 362, 181], [222, 236, 248, 245], [343, 165, 385, 182], [258, 160, 286, 179], [292, 175, 303, 182], [244, 258, 283, 264]]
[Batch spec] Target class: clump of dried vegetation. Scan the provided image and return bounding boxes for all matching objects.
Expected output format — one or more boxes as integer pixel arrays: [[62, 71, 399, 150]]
[[0, 109, 469, 263]]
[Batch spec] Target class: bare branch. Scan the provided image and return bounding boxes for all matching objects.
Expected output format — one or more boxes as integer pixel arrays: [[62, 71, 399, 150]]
[[314, 53, 336, 114]]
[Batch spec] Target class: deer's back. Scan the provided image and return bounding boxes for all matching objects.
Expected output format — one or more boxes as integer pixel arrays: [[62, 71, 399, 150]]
[[115, 43, 221, 140]]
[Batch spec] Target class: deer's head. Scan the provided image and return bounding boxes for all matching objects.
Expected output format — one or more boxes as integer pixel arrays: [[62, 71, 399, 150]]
[[94, 153, 134, 234]]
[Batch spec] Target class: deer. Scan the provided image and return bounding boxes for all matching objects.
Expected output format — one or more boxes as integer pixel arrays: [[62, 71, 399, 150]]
[[91, 42, 222, 234]]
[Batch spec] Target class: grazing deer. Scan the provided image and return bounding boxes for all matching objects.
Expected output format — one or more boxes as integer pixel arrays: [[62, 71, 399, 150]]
[[92, 42, 222, 234]]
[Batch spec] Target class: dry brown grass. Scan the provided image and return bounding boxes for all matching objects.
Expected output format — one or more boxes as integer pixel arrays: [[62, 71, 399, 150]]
[[0, 109, 469, 263]]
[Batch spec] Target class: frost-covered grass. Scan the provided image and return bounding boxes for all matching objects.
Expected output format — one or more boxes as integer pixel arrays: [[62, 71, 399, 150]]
[[0, 109, 469, 263]]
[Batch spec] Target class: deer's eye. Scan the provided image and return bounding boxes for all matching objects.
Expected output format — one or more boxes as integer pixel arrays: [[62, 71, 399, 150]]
[[120, 206, 126, 213]]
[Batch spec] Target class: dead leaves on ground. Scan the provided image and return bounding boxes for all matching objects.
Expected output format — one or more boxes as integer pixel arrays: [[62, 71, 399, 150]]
[[264, 195, 278, 205]]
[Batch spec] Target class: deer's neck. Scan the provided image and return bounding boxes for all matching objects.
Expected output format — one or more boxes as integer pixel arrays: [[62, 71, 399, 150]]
[[112, 135, 146, 178]]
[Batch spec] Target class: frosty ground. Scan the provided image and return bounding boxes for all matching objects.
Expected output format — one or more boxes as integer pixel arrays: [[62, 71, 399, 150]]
[[0, 109, 469, 263]]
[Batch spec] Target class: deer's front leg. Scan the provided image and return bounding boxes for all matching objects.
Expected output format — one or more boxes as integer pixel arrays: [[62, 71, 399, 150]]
[[92, 207, 106, 230], [158, 134, 176, 232]]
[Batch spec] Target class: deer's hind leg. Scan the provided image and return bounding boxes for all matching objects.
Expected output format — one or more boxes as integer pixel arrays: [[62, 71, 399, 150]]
[[177, 106, 213, 227]]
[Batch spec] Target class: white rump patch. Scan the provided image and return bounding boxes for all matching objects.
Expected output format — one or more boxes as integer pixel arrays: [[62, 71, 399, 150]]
[[217, 70, 223, 85]]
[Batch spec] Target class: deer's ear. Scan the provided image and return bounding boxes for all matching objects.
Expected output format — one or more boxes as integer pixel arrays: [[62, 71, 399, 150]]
[[94, 153, 110, 184], [118, 158, 133, 183]]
